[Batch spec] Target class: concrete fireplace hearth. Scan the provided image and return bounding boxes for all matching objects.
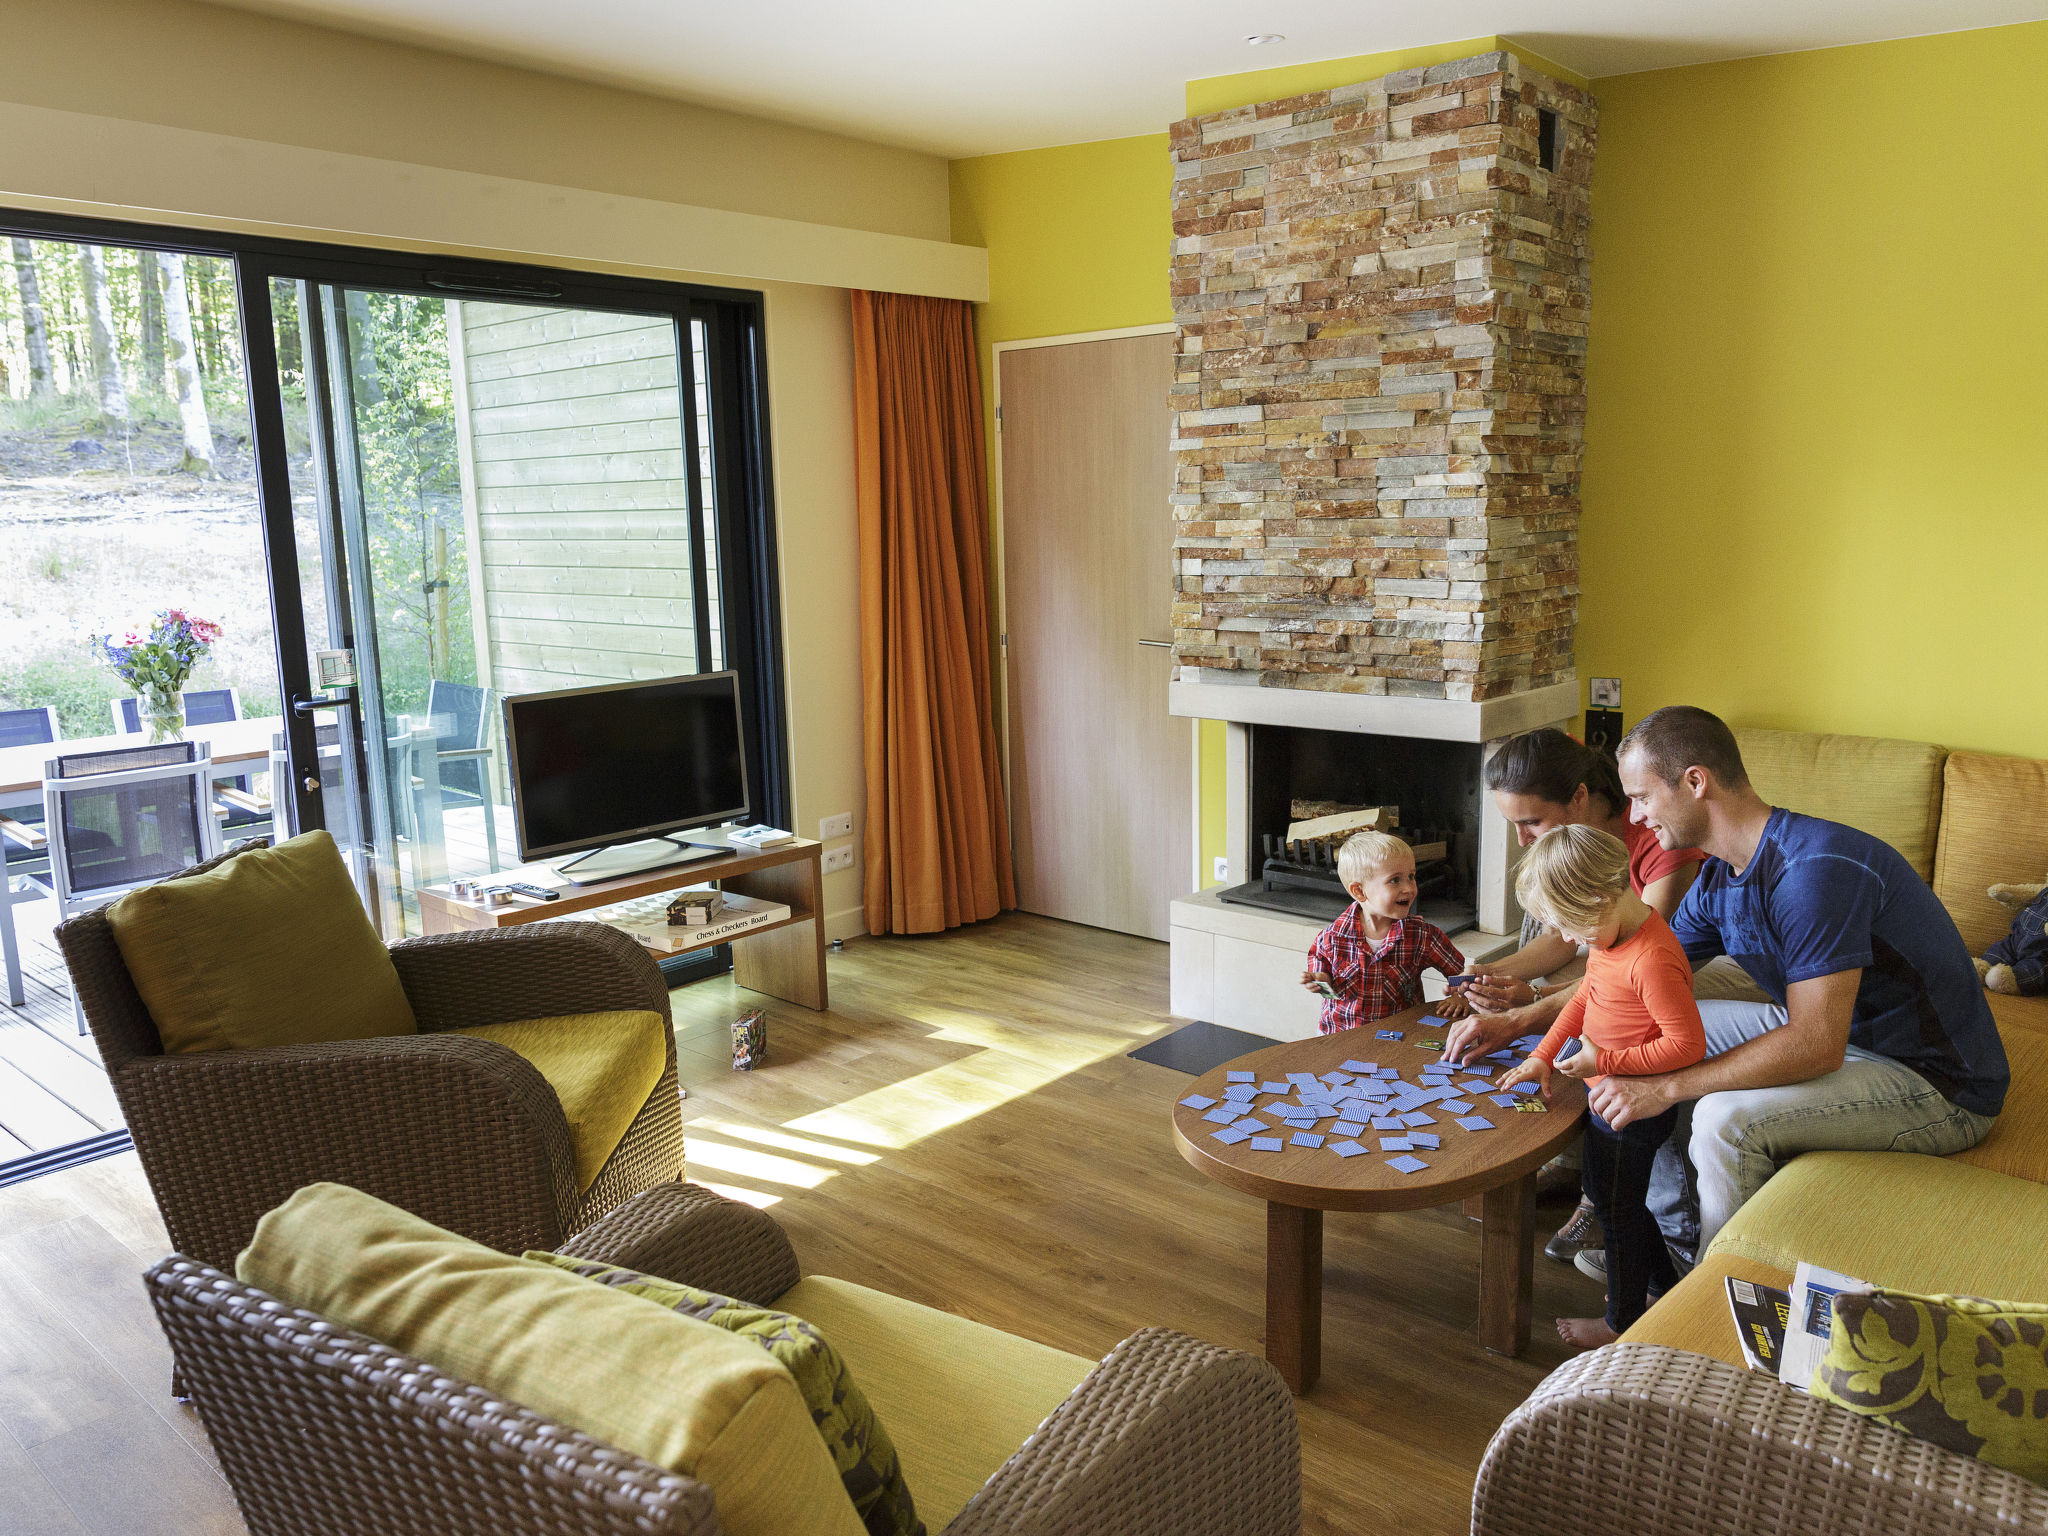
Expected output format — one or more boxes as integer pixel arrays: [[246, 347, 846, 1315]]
[[1163, 49, 1597, 1039]]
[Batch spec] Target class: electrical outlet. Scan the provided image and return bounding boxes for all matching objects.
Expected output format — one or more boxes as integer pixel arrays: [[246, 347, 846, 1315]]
[[821, 846, 855, 874], [818, 811, 853, 841], [1213, 855, 1230, 884], [1589, 676, 1622, 708]]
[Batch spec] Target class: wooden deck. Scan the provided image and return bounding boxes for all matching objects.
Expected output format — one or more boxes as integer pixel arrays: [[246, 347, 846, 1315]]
[[0, 893, 120, 1164]]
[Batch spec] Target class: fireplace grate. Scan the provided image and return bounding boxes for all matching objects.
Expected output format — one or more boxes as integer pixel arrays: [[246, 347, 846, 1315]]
[[1217, 825, 1475, 935]]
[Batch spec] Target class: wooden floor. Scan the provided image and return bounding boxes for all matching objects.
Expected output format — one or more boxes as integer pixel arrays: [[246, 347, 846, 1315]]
[[0, 894, 122, 1162], [0, 911, 1606, 1536]]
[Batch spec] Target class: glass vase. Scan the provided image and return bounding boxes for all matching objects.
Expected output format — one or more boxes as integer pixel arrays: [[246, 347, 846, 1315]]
[[141, 685, 184, 743]]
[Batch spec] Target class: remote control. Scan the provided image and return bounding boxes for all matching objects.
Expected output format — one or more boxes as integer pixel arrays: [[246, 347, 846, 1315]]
[[501, 882, 561, 902]]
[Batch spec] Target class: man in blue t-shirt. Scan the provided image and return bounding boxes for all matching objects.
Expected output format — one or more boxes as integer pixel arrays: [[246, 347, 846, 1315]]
[[1599, 707, 2005, 1252]]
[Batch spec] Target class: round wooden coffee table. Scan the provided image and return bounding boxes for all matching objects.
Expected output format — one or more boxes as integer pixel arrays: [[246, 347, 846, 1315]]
[[1171, 1003, 1586, 1394]]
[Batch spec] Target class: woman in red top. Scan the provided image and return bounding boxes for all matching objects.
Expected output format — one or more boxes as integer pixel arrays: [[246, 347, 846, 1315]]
[[1498, 824, 1706, 1347]]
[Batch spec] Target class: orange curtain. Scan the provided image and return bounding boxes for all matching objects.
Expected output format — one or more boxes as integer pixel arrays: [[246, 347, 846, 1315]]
[[852, 290, 1015, 935]]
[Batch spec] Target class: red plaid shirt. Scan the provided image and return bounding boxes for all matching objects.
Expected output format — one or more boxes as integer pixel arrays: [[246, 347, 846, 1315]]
[[1306, 907, 1465, 1034]]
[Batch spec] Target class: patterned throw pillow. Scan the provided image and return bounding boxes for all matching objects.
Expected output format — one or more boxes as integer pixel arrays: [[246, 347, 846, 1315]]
[[529, 1253, 925, 1536], [1810, 1287, 2048, 1484]]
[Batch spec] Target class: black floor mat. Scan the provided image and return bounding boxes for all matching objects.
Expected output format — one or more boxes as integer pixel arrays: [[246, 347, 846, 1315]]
[[1128, 1020, 1280, 1076]]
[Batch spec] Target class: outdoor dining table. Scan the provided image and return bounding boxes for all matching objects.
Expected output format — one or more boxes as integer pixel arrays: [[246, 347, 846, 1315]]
[[0, 715, 284, 1007]]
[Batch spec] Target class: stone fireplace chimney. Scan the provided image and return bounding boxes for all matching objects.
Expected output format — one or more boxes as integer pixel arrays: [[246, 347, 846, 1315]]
[[1165, 53, 1599, 1037]]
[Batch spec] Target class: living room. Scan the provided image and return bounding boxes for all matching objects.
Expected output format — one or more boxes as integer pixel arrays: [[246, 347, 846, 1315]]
[[3, 1, 2047, 1533]]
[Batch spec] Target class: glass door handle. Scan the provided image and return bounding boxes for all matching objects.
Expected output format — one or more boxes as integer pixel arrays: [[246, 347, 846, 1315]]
[[292, 689, 354, 714]]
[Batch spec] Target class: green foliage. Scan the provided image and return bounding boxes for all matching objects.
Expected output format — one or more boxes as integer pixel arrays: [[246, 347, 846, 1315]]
[[0, 648, 122, 738]]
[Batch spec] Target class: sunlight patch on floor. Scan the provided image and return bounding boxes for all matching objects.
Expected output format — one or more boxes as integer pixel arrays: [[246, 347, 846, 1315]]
[[785, 1007, 1142, 1150], [683, 1137, 838, 1189], [689, 1119, 881, 1165], [688, 1178, 783, 1209]]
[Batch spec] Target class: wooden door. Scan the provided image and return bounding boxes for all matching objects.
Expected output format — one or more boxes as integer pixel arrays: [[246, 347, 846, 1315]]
[[999, 333, 1189, 941]]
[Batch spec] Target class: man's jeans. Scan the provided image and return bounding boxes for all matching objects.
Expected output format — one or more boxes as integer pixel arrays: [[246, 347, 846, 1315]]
[[1648, 1001, 1997, 1257]]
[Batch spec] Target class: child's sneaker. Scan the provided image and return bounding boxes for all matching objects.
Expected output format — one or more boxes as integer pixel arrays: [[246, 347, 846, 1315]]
[[1545, 1196, 1599, 1262]]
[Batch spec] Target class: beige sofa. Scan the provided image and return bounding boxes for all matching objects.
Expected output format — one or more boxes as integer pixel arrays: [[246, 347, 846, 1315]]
[[1475, 728, 2048, 1536]]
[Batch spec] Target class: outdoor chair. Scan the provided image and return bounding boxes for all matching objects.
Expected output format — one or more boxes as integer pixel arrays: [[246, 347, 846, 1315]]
[[426, 679, 501, 872], [146, 1180, 1301, 1536], [113, 687, 270, 833], [42, 740, 224, 1031], [54, 839, 684, 1276], [0, 704, 59, 1006]]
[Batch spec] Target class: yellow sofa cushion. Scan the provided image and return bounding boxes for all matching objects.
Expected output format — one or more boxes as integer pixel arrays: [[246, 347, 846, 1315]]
[[107, 830, 416, 1055], [451, 1011, 668, 1192], [1934, 751, 2048, 955], [773, 1275, 1094, 1530], [1951, 1024, 2048, 1186], [1622, 1250, 1792, 1370], [239, 1184, 865, 1536], [1707, 1151, 2048, 1302], [1734, 728, 1947, 881]]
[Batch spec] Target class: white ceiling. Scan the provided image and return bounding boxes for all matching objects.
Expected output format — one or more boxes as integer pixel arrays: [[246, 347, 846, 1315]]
[[208, 0, 2047, 158]]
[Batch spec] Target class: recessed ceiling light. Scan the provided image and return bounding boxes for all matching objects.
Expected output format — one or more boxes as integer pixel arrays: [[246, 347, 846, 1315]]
[[1246, 33, 1286, 45]]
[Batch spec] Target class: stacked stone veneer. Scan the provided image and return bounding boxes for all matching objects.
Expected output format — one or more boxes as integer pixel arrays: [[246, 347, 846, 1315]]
[[1169, 52, 1596, 703]]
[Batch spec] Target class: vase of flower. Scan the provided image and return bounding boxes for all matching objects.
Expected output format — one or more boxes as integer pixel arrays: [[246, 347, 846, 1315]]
[[92, 610, 226, 743]]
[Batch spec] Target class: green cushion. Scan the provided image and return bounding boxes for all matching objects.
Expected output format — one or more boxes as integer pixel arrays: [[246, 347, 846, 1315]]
[[1733, 728, 1947, 881], [106, 830, 416, 1054], [239, 1184, 866, 1536], [1812, 1288, 2048, 1484], [453, 1011, 668, 1191], [531, 1254, 924, 1536]]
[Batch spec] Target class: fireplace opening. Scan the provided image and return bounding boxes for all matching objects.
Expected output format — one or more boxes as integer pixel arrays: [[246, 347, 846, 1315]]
[[1219, 725, 1484, 935]]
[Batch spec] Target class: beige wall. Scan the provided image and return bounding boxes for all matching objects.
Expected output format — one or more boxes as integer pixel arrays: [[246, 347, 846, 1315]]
[[0, 0, 948, 242]]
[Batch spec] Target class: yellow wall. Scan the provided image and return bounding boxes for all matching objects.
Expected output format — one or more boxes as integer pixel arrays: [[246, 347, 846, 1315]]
[[1582, 23, 2048, 759]]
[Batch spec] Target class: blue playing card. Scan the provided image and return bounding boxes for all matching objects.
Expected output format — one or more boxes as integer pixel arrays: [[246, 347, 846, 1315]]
[[1180, 1094, 1217, 1109], [1249, 1136, 1283, 1151], [1380, 1136, 1413, 1151], [1290, 1131, 1324, 1148], [1418, 1015, 1448, 1027], [1375, 1029, 1404, 1041], [1330, 1120, 1365, 1136], [1212, 1127, 1253, 1144], [1261, 1082, 1289, 1094], [1512, 1081, 1541, 1095], [1385, 1154, 1429, 1173], [1202, 1106, 1239, 1124], [1456, 1115, 1495, 1131], [1375, 1067, 1402, 1079], [1232, 1116, 1267, 1131], [1226, 1071, 1255, 1082], [1489, 1093, 1520, 1108], [1407, 1133, 1440, 1149], [1400, 1111, 1436, 1128], [1342, 1060, 1376, 1073], [1370, 1115, 1403, 1131], [1287, 1072, 1319, 1087], [1440, 1099, 1473, 1114], [1223, 1082, 1258, 1099], [1330, 1139, 1366, 1158], [1320, 1070, 1350, 1084]]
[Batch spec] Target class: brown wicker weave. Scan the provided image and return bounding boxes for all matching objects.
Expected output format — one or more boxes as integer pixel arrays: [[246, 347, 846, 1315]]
[[57, 841, 685, 1276], [154, 1182, 1303, 1536], [1474, 1342, 2048, 1536]]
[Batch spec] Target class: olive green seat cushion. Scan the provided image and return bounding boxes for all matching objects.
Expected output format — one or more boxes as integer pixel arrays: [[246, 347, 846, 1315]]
[[532, 1254, 925, 1536], [106, 830, 416, 1055], [1734, 728, 1946, 881], [452, 1010, 667, 1192], [239, 1183, 866, 1536], [773, 1275, 1095, 1530]]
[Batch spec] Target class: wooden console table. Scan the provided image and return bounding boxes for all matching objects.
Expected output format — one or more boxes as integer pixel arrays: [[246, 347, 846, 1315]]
[[416, 839, 828, 1011]]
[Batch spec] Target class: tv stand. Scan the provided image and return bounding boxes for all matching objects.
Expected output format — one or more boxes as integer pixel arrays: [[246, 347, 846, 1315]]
[[554, 834, 723, 885], [417, 838, 828, 1010]]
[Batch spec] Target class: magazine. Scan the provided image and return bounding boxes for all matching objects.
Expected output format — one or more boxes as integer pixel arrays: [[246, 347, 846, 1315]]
[[1778, 1261, 1871, 1391], [1723, 1276, 1791, 1376]]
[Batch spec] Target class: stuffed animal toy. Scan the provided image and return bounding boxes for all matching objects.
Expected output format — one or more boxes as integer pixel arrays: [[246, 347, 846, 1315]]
[[1977, 879, 2048, 996]]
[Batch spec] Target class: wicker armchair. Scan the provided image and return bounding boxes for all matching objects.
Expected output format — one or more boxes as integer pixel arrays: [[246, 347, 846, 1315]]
[[1474, 1343, 2048, 1536], [147, 1182, 1300, 1536], [56, 842, 685, 1276]]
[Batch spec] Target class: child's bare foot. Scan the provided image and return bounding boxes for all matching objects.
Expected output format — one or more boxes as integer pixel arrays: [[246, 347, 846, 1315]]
[[1556, 1316, 1619, 1351]]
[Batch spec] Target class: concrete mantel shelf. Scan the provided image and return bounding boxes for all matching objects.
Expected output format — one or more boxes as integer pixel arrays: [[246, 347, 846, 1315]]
[[1169, 674, 1581, 745]]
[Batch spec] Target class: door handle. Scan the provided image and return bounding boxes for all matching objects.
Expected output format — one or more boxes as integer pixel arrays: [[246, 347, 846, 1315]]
[[292, 690, 354, 714], [1137, 639, 1172, 648]]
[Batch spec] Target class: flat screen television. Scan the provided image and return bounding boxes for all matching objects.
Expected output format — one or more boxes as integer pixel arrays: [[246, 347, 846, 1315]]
[[502, 672, 749, 880]]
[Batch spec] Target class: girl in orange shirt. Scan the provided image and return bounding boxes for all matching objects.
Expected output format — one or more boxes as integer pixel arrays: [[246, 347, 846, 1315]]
[[1498, 824, 1707, 1347]]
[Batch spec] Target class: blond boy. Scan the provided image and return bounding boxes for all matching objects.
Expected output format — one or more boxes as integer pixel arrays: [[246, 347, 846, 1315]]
[[1300, 831, 1468, 1034]]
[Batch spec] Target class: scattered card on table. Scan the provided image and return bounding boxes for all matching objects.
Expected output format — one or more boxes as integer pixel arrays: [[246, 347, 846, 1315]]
[[1290, 1131, 1324, 1148], [1180, 1094, 1217, 1109], [1224, 1082, 1258, 1098], [1370, 1115, 1404, 1131], [1375, 1029, 1403, 1041], [1226, 1071, 1255, 1082], [1407, 1132, 1440, 1149], [1330, 1140, 1366, 1158], [1489, 1093, 1520, 1108], [1511, 1081, 1541, 1095], [1400, 1111, 1436, 1128], [1419, 1015, 1448, 1028], [1202, 1106, 1239, 1124], [1212, 1127, 1252, 1144], [1380, 1136, 1413, 1151], [1261, 1082, 1289, 1094], [1330, 1120, 1365, 1137], [1513, 1100, 1549, 1113], [1342, 1060, 1376, 1073], [1249, 1136, 1284, 1151], [1441, 1098, 1473, 1114], [1415, 1038, 1443, 1050], [1386, 1154, 1429, 1173], [1232, 1116, 1267, 1131], [1456, 1115, 1494, 1131]]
